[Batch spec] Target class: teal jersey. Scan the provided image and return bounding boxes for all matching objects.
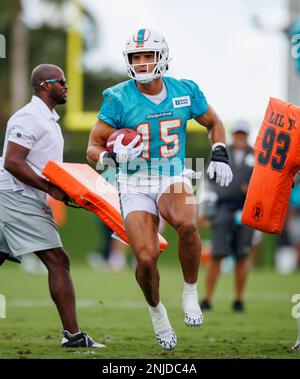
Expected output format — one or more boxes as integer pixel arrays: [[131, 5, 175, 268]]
[[98, 76, 208, 176]]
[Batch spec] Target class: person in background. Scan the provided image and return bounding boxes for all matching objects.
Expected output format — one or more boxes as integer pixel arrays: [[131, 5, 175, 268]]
[[200, 120, 254, 312], [286, 172, 300, 269]]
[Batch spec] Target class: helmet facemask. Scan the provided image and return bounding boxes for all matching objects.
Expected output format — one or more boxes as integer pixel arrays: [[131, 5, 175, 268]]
[[125, 51, 168, 84]]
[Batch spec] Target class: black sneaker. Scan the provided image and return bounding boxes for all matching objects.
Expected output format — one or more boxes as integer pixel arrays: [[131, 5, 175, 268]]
[[232, 300, 244, 312], [200, 299, 212, 311], [61, 330, 106, 348]]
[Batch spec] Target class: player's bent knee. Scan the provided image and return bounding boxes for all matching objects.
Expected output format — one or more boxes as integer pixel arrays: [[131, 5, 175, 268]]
[[136, 251, 158, 269], [175, 220, 198, 237]]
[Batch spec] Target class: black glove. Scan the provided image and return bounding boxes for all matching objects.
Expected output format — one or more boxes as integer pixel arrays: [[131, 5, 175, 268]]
[[207, 145, 233, 187], [211, 145, 229, 164]]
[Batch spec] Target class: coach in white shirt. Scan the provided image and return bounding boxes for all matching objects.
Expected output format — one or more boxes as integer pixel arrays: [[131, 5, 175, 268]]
[[0, 64, 104, 348]]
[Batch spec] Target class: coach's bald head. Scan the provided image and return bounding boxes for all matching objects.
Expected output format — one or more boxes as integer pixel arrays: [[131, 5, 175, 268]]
[[31, 64, 64, 89], [31, 64, 68, 107]]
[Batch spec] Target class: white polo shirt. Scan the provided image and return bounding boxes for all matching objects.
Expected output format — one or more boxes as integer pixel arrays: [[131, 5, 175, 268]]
[[0, 96, 64, 204]]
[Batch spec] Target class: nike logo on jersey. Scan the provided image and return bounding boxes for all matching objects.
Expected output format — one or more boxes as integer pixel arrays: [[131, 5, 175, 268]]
[[172, 96, 191, 108]]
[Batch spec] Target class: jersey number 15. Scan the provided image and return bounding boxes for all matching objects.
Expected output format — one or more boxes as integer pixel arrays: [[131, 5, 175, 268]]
[[136, 118, 181, 159]]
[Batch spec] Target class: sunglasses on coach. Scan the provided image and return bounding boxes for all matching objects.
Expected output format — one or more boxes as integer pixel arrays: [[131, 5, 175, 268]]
[[40, 79, 68, 87]]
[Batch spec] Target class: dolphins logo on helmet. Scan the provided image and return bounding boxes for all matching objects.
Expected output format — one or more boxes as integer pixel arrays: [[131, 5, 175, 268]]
[[123, 28, 171, 84]]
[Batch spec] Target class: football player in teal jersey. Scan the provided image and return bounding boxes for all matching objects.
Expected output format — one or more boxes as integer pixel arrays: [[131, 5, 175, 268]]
[[87, 28, 233, 350]]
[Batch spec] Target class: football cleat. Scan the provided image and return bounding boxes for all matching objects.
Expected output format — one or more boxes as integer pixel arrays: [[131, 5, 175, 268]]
[[61, 330, 106, 348], [149, 303, 177, 350], [155, 329, 177, 351], [183, 291, 204, 327], [184, 311, 203, 327]]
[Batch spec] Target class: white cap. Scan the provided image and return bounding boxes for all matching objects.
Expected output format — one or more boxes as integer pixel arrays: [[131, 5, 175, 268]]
[[231, 120, 250, 135]]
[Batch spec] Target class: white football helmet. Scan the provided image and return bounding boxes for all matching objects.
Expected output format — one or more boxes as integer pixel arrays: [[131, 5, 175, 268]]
[[123, 28, 171, 84]]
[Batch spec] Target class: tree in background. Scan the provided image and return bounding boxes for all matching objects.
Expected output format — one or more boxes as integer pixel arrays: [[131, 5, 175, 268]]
[[0, 0, 28, 114], [0, 0, 97, 118], [0, 0, 129, 162]]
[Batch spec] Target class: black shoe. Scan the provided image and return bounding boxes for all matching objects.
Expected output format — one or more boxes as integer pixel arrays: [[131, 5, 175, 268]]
[[200, 299, 212, 311], [232, 300, 244, 312], [61, 330, 106, 348]]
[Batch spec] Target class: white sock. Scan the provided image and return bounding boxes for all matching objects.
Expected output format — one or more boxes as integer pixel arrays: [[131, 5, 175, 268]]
[[182, 282, 199, 312], [183, 281, 198, 293], [149, 302, 166, 316], [182, 282, 203, 326], [149, 302, 177, 349], [149, 302, 172, 333]]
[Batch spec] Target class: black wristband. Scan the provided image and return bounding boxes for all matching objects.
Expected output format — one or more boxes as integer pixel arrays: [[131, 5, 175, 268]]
[[211, 146, 229, 164], [102, 152, 119, 167]]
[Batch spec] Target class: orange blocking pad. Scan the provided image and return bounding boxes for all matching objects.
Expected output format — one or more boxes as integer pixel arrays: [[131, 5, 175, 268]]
[[42, 161, 168, 252], [242, 97, 300, 234]]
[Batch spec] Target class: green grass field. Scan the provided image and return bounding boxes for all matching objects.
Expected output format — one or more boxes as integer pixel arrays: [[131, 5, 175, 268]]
[[0, 262, 299, 359]]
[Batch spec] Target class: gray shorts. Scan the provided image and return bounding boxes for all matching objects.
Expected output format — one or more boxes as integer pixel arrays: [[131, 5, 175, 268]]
[[0, 190, 62, 263], [211, 207, 254, 260]]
